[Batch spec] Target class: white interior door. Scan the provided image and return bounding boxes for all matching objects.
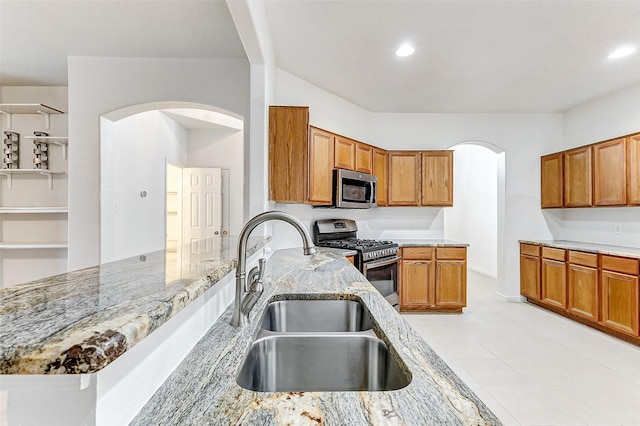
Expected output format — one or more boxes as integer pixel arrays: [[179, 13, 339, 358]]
[[182, 167, 222, 272]]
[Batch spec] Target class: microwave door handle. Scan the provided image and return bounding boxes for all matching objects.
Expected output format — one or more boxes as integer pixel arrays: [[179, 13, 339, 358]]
[[369, 181, 376, 203]]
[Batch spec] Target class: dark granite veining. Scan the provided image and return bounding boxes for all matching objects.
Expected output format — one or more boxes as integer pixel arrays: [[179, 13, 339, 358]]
[[0, 236, 269, 374], [131, 248, 502, 425]]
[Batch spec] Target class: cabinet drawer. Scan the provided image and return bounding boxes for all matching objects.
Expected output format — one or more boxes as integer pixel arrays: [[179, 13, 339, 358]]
[[568, 251, 598, 268], [520, 243, 540, 257], [402, 247, 433, 260], [542, 247, 566, 261], [601, 255, 639, 275], [436, 247, 466, 260]]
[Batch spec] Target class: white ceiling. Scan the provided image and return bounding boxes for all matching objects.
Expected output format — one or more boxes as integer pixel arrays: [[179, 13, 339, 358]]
[[1, 1, 640, 113]]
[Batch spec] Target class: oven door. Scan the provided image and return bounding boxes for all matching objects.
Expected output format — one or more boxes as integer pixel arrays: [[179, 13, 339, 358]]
[[362, 255, 400, 309]]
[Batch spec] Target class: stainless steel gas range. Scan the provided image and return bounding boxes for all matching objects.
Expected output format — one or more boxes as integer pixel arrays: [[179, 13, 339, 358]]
[[313, 219, 400, 309]]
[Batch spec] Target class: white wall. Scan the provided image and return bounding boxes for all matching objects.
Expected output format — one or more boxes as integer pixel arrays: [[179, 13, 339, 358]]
[[553, 82, 640, 248], [187, 128, 244, 235], [100, 111, 188, 263], [67, 57, 249, 270], [445, 145, 498, 278], [274, 70, 563, 299]]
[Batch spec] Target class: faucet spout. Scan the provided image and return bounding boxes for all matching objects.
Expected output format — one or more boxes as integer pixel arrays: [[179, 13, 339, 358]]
[[231, 211, 316, 327]]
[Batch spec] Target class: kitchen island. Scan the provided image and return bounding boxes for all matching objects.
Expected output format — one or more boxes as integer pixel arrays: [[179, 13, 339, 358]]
[[0, 236, 269, 425], [131, 247, 501, 425]]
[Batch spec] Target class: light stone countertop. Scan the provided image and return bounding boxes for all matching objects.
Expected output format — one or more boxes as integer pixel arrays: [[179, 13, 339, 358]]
[[519, 239, 640, 259], [394, 239, 469, 247], [0, 236, 269, 375], [131, 247, 502, 425]]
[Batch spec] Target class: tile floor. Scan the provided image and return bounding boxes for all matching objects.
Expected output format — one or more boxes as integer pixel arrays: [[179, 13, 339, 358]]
[[402, 271, 640, 426]]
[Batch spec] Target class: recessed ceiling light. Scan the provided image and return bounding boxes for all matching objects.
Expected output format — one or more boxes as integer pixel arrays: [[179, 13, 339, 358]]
[[396, 44, 415, 57], [608, 45, 637, 59]]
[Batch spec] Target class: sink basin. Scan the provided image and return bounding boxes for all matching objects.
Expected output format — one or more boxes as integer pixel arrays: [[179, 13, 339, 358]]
[[260, 299, 373, 332], [236, 334, 411, 392]]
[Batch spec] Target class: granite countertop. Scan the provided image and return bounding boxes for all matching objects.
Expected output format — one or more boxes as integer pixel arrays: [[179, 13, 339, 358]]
[[394, 239, 469, 247], [0, 236, 269, 375], [131, 248, 501, 425], [519, 239, 640, 259]]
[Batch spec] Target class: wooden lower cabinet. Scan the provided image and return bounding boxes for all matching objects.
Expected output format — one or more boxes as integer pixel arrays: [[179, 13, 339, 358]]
[[601, 268, 639, 337], [520, 253, 541, 300], [520, 242, 541, 300], [568, 264, 599, 322], [541, 257, 567, 309], [400, 246, 466, 313], [521, 243, 640, 344]]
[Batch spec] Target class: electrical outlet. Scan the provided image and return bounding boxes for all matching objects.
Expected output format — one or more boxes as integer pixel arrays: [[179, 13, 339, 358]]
[[614, 224, 622, 234]]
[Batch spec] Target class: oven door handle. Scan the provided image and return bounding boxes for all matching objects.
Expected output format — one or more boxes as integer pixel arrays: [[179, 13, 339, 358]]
[[363, 255, 401, 270]]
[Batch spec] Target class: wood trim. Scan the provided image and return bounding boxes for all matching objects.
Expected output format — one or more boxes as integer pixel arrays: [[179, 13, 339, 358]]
[[520, 243, 540, 257], [402, 247, 433, 260], [541, 247, 566, 261], [601, 255, 639, 275], [436, 247, 466, 260], [567, 251, 598, 268]]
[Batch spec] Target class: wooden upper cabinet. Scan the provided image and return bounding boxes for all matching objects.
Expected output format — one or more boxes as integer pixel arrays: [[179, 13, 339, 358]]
[[594, 138, 627, 206], [421, 151, 453, 206], [541, 152, 563, 208], [388, 151, 421, 206], [355, 143, 373, 174], [564, 146, 593, 207], [628, 134, 640, 205], [269, 106, 309, 203], [334, 136, 355, 170], [308, 127, 335, 205], [372, 148, 388, 206]]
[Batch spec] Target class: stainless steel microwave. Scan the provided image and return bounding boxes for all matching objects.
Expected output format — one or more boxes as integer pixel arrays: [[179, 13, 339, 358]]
[[333, 169, 377, 208]]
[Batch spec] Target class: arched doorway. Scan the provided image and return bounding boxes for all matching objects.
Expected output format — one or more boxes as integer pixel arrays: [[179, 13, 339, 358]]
[[444, 141, 507, 298], [99, 102, 244, 263]]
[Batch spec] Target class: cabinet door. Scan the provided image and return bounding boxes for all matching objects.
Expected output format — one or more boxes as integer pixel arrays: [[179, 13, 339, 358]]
[[541, 152, 563, 208], [520, 254, 541, 300], [593, 138, 627, 206], [308, 127, 334, 205], [435, 260, 466, 308], [388, 151, 421, 206], [541, 258, 567, 309], [628, 134, 640, 205], [372, 148, 388, 206], [601, 270, 639, 336], [355, 143, 373, 174], [564, 146, 593, 207], [268, 106, 309, 202], [400, 260, 434, 308], [421, 151, 453, 206], [334, 136, 355, 170], [568, 264, 599, 322]]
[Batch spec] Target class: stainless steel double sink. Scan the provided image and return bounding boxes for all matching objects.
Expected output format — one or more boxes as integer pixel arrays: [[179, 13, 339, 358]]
[[236, 296, 412, 392]]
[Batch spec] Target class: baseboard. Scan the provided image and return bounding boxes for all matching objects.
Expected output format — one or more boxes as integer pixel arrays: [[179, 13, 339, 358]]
[[467, 267, 497, 279], [495, 291, 525, 302]]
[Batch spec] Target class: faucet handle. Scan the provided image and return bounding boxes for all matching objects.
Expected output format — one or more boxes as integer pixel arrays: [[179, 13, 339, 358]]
[[257, 258, 267, 282]]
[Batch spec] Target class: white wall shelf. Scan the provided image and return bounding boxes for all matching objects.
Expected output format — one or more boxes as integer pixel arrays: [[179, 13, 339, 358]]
[[0, 242, 68, 249], [0, 169, 66, 189], [24, 136, 69, 159], [0, 103, 64, 130], [0, 207, 68, 214]]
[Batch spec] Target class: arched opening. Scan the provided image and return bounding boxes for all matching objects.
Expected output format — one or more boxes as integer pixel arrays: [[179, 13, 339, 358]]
[[99, 102, 244, 264], [444, 141, 507, 299]]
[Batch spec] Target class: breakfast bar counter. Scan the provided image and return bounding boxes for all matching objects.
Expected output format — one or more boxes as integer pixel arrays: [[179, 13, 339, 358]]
[[0, 236, 269, 375], [131, 248, 501, 425]]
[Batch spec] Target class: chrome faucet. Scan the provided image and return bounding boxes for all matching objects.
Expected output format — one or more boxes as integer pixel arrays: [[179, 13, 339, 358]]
[[231, 211, 316, 327]]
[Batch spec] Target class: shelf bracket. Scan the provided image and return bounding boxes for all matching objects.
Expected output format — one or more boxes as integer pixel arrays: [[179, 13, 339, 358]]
[[0, 111, 12, 130], [0, 172, 12, 189], [39, 172, 54, 189], [37, 111, 51, 130]]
